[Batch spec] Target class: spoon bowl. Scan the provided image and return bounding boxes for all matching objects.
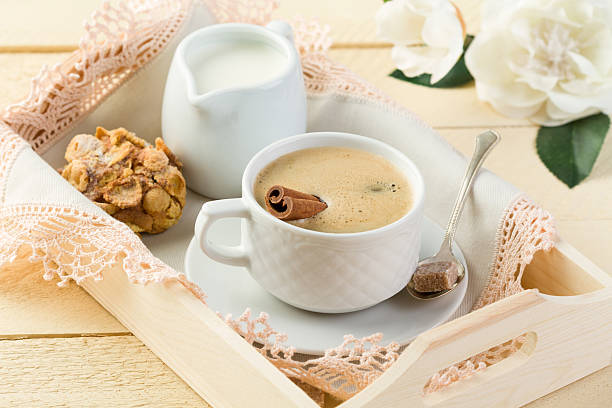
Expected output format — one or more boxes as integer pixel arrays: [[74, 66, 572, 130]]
[[406, 257, 465, 300]]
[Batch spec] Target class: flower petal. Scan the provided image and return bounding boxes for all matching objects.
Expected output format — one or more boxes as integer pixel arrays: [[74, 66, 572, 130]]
[[466, 29, 516, 84], [392, 45, 444, 78], [548, 88, 612, 114], [530, 102, 599, 126], [376, 0, 424, 45], [430, 48, 463, 83], [580, 26, 612, 74], [475, 81, 546, 117], [569, 51, 601, 80], [467, 0, 612, 122], [382, 0, 465, 83], [560, 78, 606, 95], [482, 97, 544, 119], [480, 0, 516, 31], [421, 8, 463, 48], [421, 9, 464, 83]]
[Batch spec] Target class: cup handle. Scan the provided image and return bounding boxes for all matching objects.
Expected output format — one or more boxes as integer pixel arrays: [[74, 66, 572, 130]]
[[266, 20, 294, 43], [194, 198, 250, 267]]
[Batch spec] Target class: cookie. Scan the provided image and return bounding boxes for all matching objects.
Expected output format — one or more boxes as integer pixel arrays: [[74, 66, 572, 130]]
[[60, 127, 186, 234]]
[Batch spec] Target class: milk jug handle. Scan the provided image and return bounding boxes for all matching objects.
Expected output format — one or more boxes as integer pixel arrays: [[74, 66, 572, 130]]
[[266, 21, 294, 43]]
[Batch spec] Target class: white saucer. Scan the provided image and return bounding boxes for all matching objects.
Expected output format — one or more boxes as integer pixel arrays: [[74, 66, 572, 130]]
[[185, 216, 468, 354]]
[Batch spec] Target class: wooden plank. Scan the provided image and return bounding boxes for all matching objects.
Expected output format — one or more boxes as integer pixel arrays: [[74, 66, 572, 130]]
[[0, 249, 126, 337], [0, 0, 374, 49], [282, 0, 480, 46], [554, 220, 612, 273], [327, 48, 532, 127], [0, 332, 608, 408], [0, 46, 536, 131], [0, 53, 71, 110], [0, 335, 206, 407], [0, 0, 376, 49], [0, 0, 103, 51], [526, 366, 612, 408], [275, 0, 380, 46], [436, 125, 612, 217], [0, 0, 483, 49], [280, 0, 483, 45]]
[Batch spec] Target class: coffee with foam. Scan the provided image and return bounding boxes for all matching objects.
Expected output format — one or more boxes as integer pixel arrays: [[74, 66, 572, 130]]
[[254, 146, 412, 233]]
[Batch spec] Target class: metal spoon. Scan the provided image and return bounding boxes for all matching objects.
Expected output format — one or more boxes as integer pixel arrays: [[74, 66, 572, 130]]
[[406, 130, 500, 300]]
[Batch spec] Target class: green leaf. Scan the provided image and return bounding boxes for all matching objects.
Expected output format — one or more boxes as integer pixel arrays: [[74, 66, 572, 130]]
[[389, 35, 474, 88], [536, 113, 610, 188]]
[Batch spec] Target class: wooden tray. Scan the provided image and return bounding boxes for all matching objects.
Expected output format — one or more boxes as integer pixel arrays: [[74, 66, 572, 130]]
[[80, 237, 612, 407]]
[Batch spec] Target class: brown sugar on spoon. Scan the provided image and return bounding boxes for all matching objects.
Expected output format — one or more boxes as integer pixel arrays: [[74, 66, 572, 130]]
[[59, 127, 186, 234], [265, 185, 327, 221], [412, 261, 459, 293]]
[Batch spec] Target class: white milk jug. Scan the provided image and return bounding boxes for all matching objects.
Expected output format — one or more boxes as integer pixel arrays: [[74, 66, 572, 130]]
[[162, 21, 307, 198]]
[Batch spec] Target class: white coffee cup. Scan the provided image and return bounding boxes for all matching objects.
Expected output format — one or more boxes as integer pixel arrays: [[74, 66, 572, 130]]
[[194, 132, 425, 313], [162, 21, 307, 199]]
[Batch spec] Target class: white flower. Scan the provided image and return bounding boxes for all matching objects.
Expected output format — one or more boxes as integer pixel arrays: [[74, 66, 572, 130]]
[[376, 0, 465, 84], [466, 0, 612, 126]]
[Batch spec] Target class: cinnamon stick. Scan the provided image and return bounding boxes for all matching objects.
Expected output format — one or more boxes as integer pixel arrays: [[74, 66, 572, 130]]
[[265, 185, 327, 221]]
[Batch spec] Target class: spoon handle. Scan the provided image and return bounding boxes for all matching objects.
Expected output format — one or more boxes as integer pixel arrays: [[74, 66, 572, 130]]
[[440, 130, 500, 253]]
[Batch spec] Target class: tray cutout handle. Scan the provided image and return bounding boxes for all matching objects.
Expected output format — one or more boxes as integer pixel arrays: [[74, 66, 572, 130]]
[[343, 287, 611, 408], [422, 331, 538, 405], [341, 290, 549, 408]]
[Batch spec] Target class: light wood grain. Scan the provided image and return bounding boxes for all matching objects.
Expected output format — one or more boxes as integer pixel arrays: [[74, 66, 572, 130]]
[[1, 0, 379, 48], [436, 127, 612, 221], [523, 245, 606, 296], [275, 0, 380, 46], [0, 53, 70, 110], [0, 331, 606, 408], [524, 366, 611, 408], [0, 248, 126, 337], [327, 48, 532, 127], [0, 0, 103, 51], [0, 0, 483, 49], [0, 335, 206, 407]]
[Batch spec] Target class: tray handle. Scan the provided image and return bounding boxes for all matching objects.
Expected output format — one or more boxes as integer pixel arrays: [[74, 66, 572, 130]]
[[342, 287, 612, 407]]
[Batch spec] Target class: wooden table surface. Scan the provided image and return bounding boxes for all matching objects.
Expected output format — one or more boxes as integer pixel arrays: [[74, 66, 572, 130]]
[[0, 1, 610, 407]]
